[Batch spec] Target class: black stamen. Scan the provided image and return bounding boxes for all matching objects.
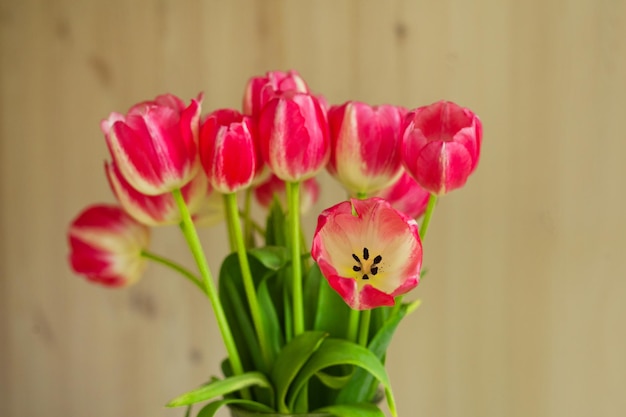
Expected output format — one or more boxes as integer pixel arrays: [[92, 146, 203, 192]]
[[353, 265, 361, 272], [373, 255, 382, 264], [370, 267, 378, 275], [362, 274, 369, 280], [363, 247, 369, 260], [352, 253, 360, 263]]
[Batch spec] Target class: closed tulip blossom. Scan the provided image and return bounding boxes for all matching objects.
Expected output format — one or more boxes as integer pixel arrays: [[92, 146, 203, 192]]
[[311, 198, 422, 310], [101, 93, 202, 196], [258, 92, 330, 182], [105, 161, 209, 226], [243, 70, 309, 117], [375, 171, 430, 219], [402, 101, 482, 194], [328, 102, 406, 196], [254, 174, 320, 215], [68, 204, 150, 287], [199, 109, 262, 193]]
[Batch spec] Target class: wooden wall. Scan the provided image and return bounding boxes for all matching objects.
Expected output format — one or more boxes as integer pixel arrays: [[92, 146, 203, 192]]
[[1, 1, 625, 416]]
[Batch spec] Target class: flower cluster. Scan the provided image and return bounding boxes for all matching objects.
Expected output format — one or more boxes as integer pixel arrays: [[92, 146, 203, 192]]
[[67, 70, 481, 417]]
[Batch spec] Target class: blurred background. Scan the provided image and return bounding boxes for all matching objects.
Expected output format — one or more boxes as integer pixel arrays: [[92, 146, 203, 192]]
[[1, 0, 625, 416]]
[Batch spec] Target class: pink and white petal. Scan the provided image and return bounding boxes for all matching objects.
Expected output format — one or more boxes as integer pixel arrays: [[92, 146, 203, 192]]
[[356, 285, 396, 310]]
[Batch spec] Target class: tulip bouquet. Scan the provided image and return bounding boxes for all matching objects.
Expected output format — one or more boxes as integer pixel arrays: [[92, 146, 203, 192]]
[[68, 70, 482, 417]]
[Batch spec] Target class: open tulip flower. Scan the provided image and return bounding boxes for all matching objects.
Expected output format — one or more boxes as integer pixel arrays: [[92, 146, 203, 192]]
[[101, 93, 202, 196], [68, 70, 482, 417], [402, 100, 482, 195], [68, 204, 150, 287], [328, 101, 406, 196], [312, 198, 422, 310], [105, 161, 209, 226]]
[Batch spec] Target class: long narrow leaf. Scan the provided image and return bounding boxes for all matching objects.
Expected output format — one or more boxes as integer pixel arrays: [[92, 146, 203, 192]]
[[315, 368, 355, 390], [257, 276, 285, 363], [287, 338, 397, 417], [197, 399, 275, 417], [249, 246, 289, 271], [303, 263, 323, 330], [166, 372, 272, 407], [271, 330, 328, 413], [337, 300, 421, 404], [313, 277, 351, 338], [315, 403, 386, 417]]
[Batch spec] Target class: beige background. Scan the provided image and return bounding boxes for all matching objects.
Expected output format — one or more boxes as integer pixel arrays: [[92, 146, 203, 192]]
[[1, 0, 625, 416]]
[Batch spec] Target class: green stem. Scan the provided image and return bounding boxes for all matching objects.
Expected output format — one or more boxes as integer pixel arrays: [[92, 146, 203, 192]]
[[141, 250, 206, 294], [286, 181, 304, 336], [172, 188, 248, 399], [347, 308, 360, 342], [393, 193, 439, 314], [222, 194, 237, 253], [357, 309, 371, 346], [419, 193, 438, 240], [223, 193, 272, 369]]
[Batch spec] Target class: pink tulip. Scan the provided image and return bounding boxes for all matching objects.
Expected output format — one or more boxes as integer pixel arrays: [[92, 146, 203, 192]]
[[311, 198, 422, 310], [101, 93, 202, 196], [258, 92, 330, 182], [199, 109, 262, 193], [243, 70, 309, 117], [254, 174, 320, 215], [68, 204, 150, 287], [375, 171, 430, 219], [105, 161, 209, 226], [402, 101, 482, 194], [328, 102, 406, 196]]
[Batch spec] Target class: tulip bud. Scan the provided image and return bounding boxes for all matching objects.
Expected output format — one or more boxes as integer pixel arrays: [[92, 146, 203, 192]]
[[199, 109, 262, 194], [258, 92, 330, 182], [243, 70, 309, 117], [101, 93, 202, 196], [328, 101, 406, 196], [254, 174, 320, 215], [68, 204, 150, 287], [375, 171, 430, 219], [105, 161, 208, 226], [402, 101, 482, 194]]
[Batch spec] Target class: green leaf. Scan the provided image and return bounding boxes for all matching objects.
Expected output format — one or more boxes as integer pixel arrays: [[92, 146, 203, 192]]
[[223, 277, 264, 371], [249, 246, 289, 271], [315, 367, 355, 390], [271, 330, 328, 413], [218, 254, 257, 370], [257, 276, 285, 363], [303, 263, 323, 330], [337, 300, 421, 404], [315, 403, 385, 417], [313, 276, 352, 339], [265, 198, 287, 246], [197, 399, 275, 417], [166, 372, 272, 407], [287, 338, 397, 417]]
